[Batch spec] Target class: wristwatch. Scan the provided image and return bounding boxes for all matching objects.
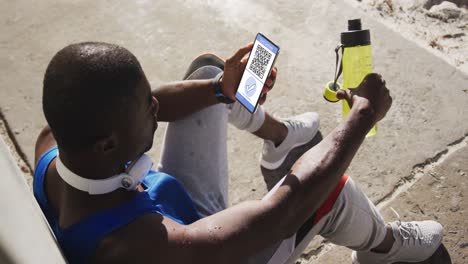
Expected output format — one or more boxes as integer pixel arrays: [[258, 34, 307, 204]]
[[212, 72, 235, 104]]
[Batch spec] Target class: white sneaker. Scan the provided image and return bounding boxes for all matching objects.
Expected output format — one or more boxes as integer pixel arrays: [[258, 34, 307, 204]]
[[351, 209, 444, 264], [261, 112, 320, 170]]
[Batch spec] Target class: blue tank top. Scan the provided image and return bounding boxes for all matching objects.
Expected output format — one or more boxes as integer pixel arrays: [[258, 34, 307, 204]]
[[33, 146, 200, 263]]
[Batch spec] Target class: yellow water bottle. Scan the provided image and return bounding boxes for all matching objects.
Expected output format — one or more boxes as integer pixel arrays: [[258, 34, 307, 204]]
[[342, 19, 377, 136], [323, 19, 377, 136]]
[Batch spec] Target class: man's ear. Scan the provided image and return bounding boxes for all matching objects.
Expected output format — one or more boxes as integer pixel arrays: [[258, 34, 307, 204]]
[[93, 133, 118, 155]]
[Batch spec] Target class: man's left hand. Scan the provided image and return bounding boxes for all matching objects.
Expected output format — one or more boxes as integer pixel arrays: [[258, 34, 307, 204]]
[[221, 43, 277, 105]]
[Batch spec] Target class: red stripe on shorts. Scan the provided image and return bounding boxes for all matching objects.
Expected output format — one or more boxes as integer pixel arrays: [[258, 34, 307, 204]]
[[313, 175, 349, 224]]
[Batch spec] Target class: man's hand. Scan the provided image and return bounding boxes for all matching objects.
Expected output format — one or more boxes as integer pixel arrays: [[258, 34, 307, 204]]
[[221, 43, 277, 104], [259, 66, 277, 105], [337, 73, 392, 123]]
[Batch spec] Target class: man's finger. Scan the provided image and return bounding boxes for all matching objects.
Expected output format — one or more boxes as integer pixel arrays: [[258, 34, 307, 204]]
[[229, 43, 254, 62], [336, 89, 352, 103], [266, 69, 277, 83], [259, 93, 267, 105], [269, 67, 277, 79], [241, 57, 248, 65], [265, 68, 277, 89]]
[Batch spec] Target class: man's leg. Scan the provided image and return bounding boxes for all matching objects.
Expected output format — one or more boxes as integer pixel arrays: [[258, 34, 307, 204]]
[[157, 53, 281, 217], [270, 175, 444, 264], [157, 53, 302, 218], [283, 175, 388, 263], [182, 53, 225, 80], [157, 64, 230, 217]]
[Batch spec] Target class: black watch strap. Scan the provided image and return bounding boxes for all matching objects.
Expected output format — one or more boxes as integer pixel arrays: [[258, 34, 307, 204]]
[[212, 72, 235, 104]]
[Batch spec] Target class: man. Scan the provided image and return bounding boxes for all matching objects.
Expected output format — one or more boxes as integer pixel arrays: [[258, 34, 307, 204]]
[[34, 42, 443, 264]]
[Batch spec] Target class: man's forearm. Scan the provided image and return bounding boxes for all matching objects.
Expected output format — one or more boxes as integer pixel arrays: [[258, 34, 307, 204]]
[[152, 80, 220, 122], [268, 99, 375, 237]]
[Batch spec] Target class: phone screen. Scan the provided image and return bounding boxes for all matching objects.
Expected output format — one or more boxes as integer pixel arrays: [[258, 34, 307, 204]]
[[235, 33, 280, 113]]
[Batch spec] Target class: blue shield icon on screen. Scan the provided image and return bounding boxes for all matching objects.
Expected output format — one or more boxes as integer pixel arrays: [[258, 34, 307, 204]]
[[245, 76, 257, 97]]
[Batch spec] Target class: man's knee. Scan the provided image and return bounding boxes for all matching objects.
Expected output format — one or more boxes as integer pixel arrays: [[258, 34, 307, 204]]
[[186, 65, 222, 80], [184, 53, 224, 80], [319, 176, 387, 251], [191, 53, 224, 69]]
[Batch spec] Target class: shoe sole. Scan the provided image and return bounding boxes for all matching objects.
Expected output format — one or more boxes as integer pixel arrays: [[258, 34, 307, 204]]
[[261, 131, 323, 191], [351, 251, 360, 264], [261, 140, 314, 170], [402, 243, 452, 264], [351, 243, 451, 264]]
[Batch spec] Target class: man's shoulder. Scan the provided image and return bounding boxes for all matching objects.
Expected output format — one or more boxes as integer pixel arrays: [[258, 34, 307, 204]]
[[93, 213, 183, 263], [34, 126, 56, 167]]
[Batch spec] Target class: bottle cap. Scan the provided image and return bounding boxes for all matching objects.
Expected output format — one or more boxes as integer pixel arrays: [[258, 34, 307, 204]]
[[341, 19, 370, 47], [348, 19, 362, 30], [323, 81, 341, 103]]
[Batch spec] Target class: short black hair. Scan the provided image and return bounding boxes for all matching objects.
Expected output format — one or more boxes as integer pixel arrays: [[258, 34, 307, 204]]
[[43, 42, 145, 151]]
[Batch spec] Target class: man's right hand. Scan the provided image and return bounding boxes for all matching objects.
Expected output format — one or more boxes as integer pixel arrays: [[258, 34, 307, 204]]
[[337, 73, 393, 124]]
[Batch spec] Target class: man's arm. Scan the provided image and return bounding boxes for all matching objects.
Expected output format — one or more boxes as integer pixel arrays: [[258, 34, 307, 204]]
[[151, 44, 251, 122], [152, 79, 220, 122], [152, 43, 276, 122], [137, 74, 392, 263]]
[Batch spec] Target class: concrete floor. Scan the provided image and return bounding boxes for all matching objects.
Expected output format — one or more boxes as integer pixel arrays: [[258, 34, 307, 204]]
[[1, 0, 467, 263]]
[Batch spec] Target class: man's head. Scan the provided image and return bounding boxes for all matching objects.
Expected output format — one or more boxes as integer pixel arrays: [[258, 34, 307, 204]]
[[43, 42, 158, 165]]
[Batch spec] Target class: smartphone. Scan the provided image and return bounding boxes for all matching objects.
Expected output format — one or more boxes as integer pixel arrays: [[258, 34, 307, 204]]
[[235, 33, 280, 113]]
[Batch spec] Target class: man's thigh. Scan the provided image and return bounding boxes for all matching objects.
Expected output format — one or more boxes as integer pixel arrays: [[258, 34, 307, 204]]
[[157, 66, 230, 217]]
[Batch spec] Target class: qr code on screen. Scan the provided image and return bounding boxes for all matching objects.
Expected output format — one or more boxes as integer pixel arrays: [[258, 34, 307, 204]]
[[249, 45, 272, 79]]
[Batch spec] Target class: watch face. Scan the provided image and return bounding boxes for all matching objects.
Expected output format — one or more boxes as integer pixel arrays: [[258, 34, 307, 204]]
[[214, 73, 234, 104], [218, 95, 234, 104]]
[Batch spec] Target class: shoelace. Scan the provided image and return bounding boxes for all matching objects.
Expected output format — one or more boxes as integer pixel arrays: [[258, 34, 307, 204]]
[[390, 207, 425, 246], [286, 119, 304, 131]]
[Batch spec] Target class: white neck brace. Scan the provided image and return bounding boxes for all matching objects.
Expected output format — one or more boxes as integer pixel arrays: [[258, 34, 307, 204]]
[[55, 153, 153, 195]]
